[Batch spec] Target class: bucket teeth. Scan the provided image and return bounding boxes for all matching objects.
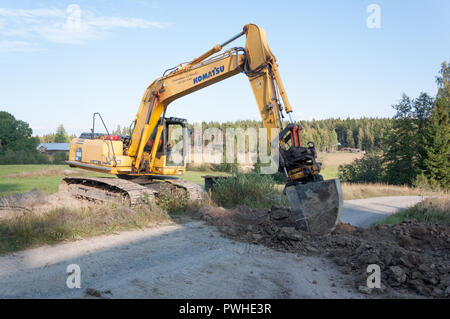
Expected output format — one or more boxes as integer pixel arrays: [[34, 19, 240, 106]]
[[284, 178, 343, 235]]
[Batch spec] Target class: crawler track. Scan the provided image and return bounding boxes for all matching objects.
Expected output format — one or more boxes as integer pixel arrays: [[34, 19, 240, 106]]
[[59, 176, 204, 206], [162, 178, 205, 203]]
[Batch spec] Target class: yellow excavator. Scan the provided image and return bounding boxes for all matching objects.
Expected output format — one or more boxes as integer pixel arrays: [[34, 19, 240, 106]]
[[62, 24, 342, 234]]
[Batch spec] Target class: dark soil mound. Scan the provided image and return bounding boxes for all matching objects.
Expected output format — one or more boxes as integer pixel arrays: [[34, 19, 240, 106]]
[[196, 205, 450, 298]]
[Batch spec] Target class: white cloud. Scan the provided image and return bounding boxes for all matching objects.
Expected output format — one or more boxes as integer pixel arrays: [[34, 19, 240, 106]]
[[0, 27, 33, 37], [0, 40, 43, 52], [33, 23, 101, 44], [0, 5, 163, 51], [126, 0, 159, 10], [89, 16, 163, 29], [0, 8, 65, 18]]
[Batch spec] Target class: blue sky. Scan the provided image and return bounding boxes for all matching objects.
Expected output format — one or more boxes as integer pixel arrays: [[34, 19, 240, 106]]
[[0, 0, 449, 136]]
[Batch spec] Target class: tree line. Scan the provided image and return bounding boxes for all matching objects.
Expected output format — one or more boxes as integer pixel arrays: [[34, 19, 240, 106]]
[[38, 125, 76, 143], [186, 117, 391, 153], [0, 112, 389, 164]]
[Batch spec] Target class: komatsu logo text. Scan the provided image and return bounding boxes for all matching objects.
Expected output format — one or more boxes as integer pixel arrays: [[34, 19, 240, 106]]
[[193, 65, 225, 84]]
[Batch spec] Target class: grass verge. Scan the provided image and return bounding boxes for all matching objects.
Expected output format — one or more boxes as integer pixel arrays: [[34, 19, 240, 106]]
[[0, 180, 203, 255], [0, 202, 171, 255], [378, 197, 450, 226], [211, 172, 287, 209], [341, 182, 447, 200]]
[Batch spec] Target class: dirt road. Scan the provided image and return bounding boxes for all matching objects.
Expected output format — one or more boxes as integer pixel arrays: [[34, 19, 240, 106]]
[[0, 196, 423, 299], [340, 196, 424, 227], [0, 220, 363, 299]]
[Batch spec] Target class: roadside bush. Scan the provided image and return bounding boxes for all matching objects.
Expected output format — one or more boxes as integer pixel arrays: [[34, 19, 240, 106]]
[[338, 152, 385, 183], [413, 173, 443, 192], [252, 161, 287, 184], [52, 152, 68, 164], [155, 183, 190, 213], [211, 172, 286, 209]]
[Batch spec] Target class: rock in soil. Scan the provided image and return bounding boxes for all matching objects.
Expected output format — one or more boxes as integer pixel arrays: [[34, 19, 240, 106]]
[[197, 205, 450, 299], [85, 287, 102, 298]]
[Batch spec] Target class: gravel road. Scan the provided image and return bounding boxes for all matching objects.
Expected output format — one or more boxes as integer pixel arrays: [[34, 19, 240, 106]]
[[340, 196, 424, 227], [0, 196, 423, 298], [0, 221, 361, 299]]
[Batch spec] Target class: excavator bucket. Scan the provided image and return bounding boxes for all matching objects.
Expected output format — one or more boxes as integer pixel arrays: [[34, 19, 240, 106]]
[[284, 178, 343, 235]]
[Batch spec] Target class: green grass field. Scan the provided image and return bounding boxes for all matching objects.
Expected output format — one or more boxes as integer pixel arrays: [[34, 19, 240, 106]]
[[0, 165, 109, 196], [0, 164, 233, 197], [181, 170, 230, 185], [317, 151, 361, 180]]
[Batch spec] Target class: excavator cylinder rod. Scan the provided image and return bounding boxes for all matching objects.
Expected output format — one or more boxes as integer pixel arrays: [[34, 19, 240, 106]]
[[221, 31, 245, 47]]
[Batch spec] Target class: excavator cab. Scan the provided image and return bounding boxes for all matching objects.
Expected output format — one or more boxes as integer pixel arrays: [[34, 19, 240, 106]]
[[150, 117, 188, 175]]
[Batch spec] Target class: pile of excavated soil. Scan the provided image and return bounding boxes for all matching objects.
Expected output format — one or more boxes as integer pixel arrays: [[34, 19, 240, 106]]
[[196, 206, 450, 298]]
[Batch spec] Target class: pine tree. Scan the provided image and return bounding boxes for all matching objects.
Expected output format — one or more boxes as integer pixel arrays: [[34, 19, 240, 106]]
[[356, 127, 364, 149], [330, 130, 339, 151], [54, 124, 69, 143], [423, 61, 450, 189], [346, 129, 354, 148], [384, 93, 434, 185]]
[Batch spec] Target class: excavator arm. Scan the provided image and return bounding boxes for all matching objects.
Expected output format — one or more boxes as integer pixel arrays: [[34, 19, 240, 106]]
[[128, 24, 313, 179]]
